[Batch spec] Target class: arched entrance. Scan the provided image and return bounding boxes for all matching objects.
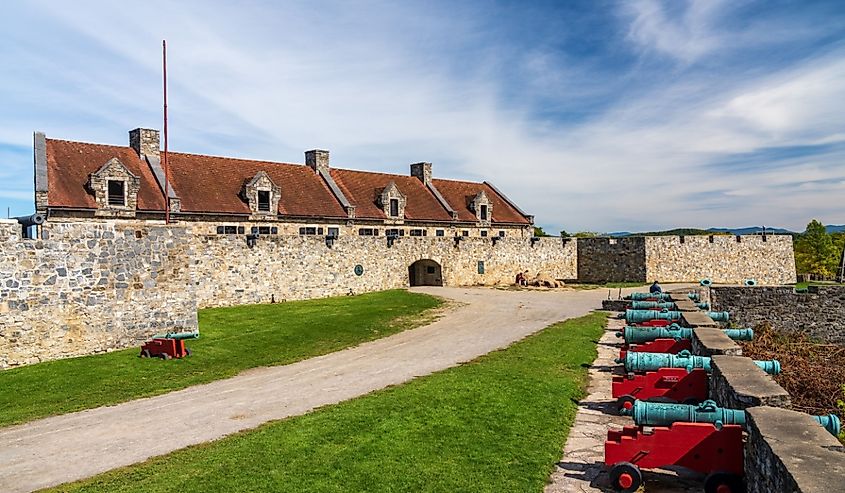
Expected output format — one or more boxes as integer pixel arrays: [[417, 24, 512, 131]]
[[408, 259, 443, 287]]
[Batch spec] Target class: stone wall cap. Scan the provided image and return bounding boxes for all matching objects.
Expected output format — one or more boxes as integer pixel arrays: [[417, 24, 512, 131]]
[[694, 328, 742, 355], [711, 355, 790, 401], [746, 406, 845, 493], [682, 311, 719, 327]]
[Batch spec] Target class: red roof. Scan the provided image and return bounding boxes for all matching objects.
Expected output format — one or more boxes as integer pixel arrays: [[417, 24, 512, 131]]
[[44, 137, 530, 224], [330, 169, 453, 221], [167, 152, 346, 217], [46, 139, 166, 211], [432, 178, 530, 224]]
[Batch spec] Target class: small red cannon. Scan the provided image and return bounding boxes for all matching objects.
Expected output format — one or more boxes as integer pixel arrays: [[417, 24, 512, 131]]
[[612, 368, 709, 412], [140, 332, 199, 360]]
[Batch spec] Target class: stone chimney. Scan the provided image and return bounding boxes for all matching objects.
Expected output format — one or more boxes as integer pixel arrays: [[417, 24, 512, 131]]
[[305, 149, 330, 174], [129, 128, 160, 158], [410, 162, 432, 186]]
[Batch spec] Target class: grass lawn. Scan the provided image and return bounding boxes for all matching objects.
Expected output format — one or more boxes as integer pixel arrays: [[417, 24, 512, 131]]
[[50, 312, 607, 493], [0, 290, 442, 428], [567, 282, 646, 290], [793, 281, 845, 290]]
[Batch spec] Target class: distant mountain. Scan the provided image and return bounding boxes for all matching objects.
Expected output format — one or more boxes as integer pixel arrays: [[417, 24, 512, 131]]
[[707, 226, 795, 235], [604, 225, 843, 236]]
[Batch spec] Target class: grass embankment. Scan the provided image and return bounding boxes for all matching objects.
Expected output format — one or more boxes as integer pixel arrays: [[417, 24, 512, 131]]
[[0, 290, 442, 428], [51, 312, 607, 493]]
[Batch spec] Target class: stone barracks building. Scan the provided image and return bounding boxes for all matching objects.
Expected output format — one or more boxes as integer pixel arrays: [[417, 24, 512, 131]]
[[0, 127, 795, 368], [35, 128, 534, 239]]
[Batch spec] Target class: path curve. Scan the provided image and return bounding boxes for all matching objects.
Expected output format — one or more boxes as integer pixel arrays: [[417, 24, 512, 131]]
[[0, 286, 636, 492]]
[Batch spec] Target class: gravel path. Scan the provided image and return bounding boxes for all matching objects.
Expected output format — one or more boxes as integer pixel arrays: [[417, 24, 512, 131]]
[[0, 286, 632, 493]]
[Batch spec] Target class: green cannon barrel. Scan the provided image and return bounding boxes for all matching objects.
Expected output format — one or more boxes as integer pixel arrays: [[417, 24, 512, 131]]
[[696, 302, 710, 309], [707, 311, 730, 322], [621, 400, 746, 428], [622, 401, 841, 437], [616, 326, 754, 344], [616, 350, 780, 375], [625, 309, 682, 323], [687, 292, 700, 301], [155, 331, 200, 340], [630, 301, 675, 310], [813, 414, 841, 436], [628, 292, 673, 301]]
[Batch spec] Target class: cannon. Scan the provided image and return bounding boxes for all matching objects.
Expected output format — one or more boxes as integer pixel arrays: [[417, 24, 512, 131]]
[[625, 309, 682, 323], [616, 350, 780, 375], [605, 400, 841, 492], [627, 292, 672, 301], [616, 326, 754, 344], [140, 331, 199, 360], [707, 311, 730, 322], [630, 300, 710, 310], [15, 213, 45, 226], [14, 213, 45, 238], [630, 300, 675, 310], [621, 400, 841, 437]]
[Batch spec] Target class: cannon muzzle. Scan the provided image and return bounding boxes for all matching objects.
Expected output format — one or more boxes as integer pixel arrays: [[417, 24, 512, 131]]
[[15, 214, 45, 227], [707, 311, 730, 322]]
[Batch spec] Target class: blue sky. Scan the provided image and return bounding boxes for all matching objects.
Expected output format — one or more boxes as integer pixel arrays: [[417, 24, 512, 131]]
[[1, 0, 844, 232]]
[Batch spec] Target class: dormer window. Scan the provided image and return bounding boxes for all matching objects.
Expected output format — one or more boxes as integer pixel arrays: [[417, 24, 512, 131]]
[[470, 190, 492, 225], [378, 181, 407, 223], [257, 190, 271, 212], [107, 180, 125, 206], [242, 171, 281, 220], [88, 158, 140, 218]]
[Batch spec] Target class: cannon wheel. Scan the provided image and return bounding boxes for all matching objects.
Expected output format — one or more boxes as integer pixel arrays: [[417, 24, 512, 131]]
[[608, 462, 642, 492], [704, 471, 745, 493], [140, 349, 151, 358], [159, 352, 171, 360], [615, 395, 636, 414]]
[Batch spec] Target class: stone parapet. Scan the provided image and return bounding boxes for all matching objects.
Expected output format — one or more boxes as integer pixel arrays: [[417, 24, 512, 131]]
[[711, 286, 845, 344], [745, 406, 845, 493], [680, 311, 718, 328], [691, 328, 741, 356], [709, 355, 790, 409]]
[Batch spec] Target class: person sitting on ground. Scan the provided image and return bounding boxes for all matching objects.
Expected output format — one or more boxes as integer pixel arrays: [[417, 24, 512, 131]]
[[649, 280, 662, 294], [515, 272, 524, 286]]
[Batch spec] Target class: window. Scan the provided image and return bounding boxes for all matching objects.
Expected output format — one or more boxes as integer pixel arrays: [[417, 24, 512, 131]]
[[389, 198, 399, 217], [736, 235, 742, 243], [218, 225, 237, 234], [680, 236, 685, 244], [462, 230, 469, 237], [480, 230, 488, 237], [271, 227, 278, 234], [237, 226, 245, 234], [358, 228, 379, 236], [258, 226, 272, 235], [386, 228, 404, 237], [426, 266, 436, 274], [477, 261, 485, 274], [257, 190, 271, 212], [107, 180, 125, 206], [708, 235, 715, 243], [498, 231, 505, 238], [328, 227, 340, 238], [480, 204, 488, 221], [299, 227, 323, 235], [410, 229, 426, 237], [436, 229, 445, 237]]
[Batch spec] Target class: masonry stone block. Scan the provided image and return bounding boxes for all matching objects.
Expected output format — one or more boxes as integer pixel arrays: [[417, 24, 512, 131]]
[[709, 355, 790, 409]]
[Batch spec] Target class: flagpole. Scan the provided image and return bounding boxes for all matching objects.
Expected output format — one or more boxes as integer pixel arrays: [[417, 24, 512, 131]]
[[163, 39, 170, 224]]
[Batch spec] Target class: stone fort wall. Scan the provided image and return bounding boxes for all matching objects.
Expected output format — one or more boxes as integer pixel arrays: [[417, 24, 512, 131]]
[[1, 220, 797, 368], [577, 235, 795, 285], [0, 220, 197, 368], [0, 220, 576, 367]]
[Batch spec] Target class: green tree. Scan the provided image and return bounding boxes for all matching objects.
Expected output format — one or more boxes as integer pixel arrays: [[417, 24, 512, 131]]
[[559, 230, 569, 238], [795, 220, 838, 278], [533, 226, 550, 237], [573, 231, 599, 238]]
